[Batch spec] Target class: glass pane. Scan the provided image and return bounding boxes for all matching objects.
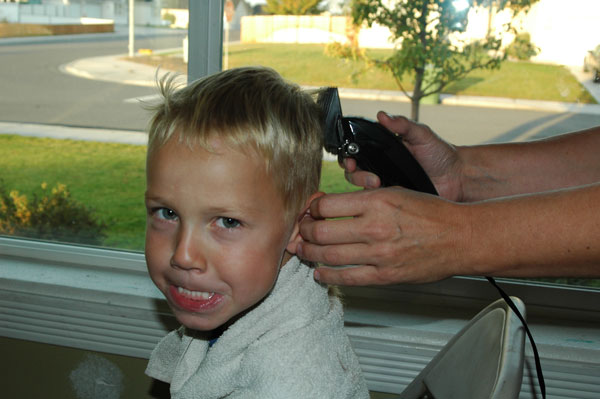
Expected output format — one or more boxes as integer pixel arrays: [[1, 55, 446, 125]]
[[2, 1, 598, 291], [176, 1, 597, 290], [0, 1, 188, 251]]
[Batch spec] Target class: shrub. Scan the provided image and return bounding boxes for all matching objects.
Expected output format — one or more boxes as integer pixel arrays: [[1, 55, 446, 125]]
[[0, 181, 107, 245], [506, 32, 540, 61], [162, 12, 176, 26]]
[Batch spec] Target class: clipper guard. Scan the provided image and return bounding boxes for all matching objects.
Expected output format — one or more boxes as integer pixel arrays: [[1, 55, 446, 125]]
[[317, 87, 438, 194]]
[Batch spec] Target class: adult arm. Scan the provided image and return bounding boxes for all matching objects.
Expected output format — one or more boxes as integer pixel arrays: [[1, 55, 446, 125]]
[[299, 183, 600, 285], [457, 125, 600, 201], [348, 113, 600, 201], [298, 116, 600, 285]]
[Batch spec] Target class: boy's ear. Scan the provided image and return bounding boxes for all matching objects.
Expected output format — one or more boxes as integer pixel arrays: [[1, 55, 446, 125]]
[[285, 191, 326, 254]]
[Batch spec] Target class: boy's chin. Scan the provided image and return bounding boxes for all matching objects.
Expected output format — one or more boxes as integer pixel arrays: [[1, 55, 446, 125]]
[[174, 312, 227, 332]]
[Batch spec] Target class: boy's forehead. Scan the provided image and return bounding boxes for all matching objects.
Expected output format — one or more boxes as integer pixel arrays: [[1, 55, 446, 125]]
[[148, 138, 274, 190]]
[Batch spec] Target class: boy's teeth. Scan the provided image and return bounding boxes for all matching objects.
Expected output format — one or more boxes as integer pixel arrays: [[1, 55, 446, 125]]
[[177, 286, 214, 300]]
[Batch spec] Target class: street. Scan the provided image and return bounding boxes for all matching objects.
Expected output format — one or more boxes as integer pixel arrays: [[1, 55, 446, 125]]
[[342, 98, 600, 145], [0, 27, 598, 143], [0, 28, 186, 131]]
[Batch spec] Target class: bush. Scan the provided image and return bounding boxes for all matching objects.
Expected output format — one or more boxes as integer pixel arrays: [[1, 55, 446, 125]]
[[162, 12, 176, 26], [506, 32, 540, 61], [0, 181, 107, 245]]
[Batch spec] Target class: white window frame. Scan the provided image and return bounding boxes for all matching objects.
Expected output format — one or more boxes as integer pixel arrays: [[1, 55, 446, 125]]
[[1, 2, 599, 396]]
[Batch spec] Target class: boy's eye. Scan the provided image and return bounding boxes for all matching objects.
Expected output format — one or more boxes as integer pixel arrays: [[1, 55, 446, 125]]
[[154, 207, 178, 221], [216, 217, 241, 229]]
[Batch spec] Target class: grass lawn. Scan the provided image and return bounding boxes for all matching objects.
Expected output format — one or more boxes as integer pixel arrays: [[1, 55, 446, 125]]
[[131, 43, 597, 104], [0, 135, 355, 251]]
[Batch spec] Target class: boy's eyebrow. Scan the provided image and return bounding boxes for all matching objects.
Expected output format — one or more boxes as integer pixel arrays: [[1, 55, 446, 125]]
[[203, 203, 264, 217], [143, 192, 268, 216], [144, 192, 168, 203]]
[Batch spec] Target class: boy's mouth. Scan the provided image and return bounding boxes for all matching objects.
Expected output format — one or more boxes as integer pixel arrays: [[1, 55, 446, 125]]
[[177, 286, 214, 300], [169, 285, 222, 312]]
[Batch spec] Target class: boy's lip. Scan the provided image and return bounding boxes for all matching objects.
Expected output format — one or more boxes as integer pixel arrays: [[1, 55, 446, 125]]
[[168, 285, 224, 313]]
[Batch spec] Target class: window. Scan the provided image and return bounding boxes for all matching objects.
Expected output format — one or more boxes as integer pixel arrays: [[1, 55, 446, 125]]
[[0, 0, 189, 251], [1, 1, 599, 397]]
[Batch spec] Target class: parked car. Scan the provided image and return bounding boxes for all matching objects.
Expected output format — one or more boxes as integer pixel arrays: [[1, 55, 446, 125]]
[[584, 44, 600, 83]]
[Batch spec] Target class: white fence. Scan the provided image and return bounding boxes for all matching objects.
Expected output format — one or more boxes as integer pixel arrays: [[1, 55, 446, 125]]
[[0, 1, 161, 26]]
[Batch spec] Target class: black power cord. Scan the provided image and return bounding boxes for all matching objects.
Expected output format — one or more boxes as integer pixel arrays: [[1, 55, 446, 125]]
[[487, 277, 546, 398]]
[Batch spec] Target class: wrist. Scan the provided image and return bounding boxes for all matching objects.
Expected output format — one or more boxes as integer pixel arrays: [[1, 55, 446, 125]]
[[454, 145, 508, 202]]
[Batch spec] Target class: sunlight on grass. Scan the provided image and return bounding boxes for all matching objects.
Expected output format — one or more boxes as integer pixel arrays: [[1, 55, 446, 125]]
[[0, 136, 356, 250], [133, 43, 596, 104]]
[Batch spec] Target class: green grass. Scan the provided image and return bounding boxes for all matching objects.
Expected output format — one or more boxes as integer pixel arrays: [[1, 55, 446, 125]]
[[444, 61, 594, 102], [0, 135, 354, 251], [139, 43, 596, 104], [0, 135, 147, 250]]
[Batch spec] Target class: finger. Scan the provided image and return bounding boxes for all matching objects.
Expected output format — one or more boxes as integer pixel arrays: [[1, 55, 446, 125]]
[[307, 191, 371, 220], [298, 241, 376, 266], [314, 265, 386, 286], [377, 111, 410, 137], [345, 169, 381, 189], [342, 157, 357, 173], [378, 111, 433, 148], [299, 216, 370, 245]]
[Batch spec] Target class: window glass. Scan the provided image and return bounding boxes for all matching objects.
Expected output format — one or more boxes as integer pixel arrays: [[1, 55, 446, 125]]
[[1, 0, 598, 290], [0, 1, 189, 251]]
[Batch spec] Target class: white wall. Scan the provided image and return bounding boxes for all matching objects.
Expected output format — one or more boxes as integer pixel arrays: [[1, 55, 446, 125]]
[[360, 0, 600, 66], [524, 0, 599, 66]]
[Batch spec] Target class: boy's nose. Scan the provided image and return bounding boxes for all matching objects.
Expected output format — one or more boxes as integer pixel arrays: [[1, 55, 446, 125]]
[[170, 227, 207, 273]]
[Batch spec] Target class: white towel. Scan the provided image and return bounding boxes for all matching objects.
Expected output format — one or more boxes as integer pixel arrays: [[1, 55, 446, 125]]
[[146, 256, 369, 399]]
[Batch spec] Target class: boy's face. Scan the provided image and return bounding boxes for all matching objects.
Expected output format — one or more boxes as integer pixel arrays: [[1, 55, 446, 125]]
[[145, 137, 300, 331]]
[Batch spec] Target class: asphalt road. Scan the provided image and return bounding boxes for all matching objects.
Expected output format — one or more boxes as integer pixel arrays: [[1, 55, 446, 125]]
[[1, 28, 598, 144], [342, 98, 600, 145], [0, 28, 186, 131]]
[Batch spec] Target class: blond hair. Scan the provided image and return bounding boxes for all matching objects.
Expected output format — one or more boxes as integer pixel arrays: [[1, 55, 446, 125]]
[[147, 66, 323, 220]]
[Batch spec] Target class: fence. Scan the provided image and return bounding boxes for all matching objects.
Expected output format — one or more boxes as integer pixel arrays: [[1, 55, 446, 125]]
[[0, 1, 160, 26], [241, 15, 350, 45]]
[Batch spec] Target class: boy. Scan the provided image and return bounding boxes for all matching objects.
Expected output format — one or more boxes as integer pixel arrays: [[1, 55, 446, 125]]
[[143, 66, 369, 398]]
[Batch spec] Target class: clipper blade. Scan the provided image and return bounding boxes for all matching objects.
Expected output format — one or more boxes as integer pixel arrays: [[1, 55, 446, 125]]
[[317, 87, 343, 155]]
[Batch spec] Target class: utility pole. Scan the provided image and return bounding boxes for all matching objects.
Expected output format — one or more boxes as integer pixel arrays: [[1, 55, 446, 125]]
[[128, 0, 135, 57]]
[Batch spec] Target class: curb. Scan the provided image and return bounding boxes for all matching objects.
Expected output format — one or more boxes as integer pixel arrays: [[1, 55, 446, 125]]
[[61, 55, 600, 116], [0, 122, 147, 145]]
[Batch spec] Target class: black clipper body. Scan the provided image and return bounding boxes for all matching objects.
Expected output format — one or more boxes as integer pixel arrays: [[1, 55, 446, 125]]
[[317, 87, 438, 194]]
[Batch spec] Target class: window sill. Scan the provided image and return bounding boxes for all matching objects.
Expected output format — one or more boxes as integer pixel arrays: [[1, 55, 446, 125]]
[[1, 236, 599, 397]]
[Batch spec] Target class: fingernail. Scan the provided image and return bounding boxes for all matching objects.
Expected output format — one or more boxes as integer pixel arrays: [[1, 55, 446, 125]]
[[313, 269, 320, 281], [296, 243, 303, 257], [366, 176, 377, 188]]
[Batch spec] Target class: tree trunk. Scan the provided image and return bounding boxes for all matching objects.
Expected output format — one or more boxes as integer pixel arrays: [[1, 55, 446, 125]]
[[411, 68, 425, 122], [411, 97, 420, 122]]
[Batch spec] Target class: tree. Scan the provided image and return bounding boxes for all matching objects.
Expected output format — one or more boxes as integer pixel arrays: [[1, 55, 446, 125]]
[[343, 0, 538, 121], [265, 0, 324, 15]]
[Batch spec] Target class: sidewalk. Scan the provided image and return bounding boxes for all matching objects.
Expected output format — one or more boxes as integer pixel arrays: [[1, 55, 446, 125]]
[[2, 53, 600, 144], [62, 53, 600, 114]]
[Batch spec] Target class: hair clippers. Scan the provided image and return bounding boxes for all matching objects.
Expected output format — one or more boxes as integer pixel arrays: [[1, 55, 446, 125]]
[[317, 87, 437, 194]]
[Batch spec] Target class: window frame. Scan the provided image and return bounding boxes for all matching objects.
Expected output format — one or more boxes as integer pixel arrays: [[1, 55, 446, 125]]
[[1, 1, 600, 396]]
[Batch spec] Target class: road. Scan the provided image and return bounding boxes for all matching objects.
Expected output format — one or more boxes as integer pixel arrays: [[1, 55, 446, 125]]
[[0, 27, 186, 131], [0, 27, 598, 144], [342, 98, 600, 145]]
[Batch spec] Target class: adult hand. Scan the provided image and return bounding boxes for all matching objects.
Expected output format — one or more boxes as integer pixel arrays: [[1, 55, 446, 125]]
[[298, 186, 471, 285], [344, 112, 464, 201]]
